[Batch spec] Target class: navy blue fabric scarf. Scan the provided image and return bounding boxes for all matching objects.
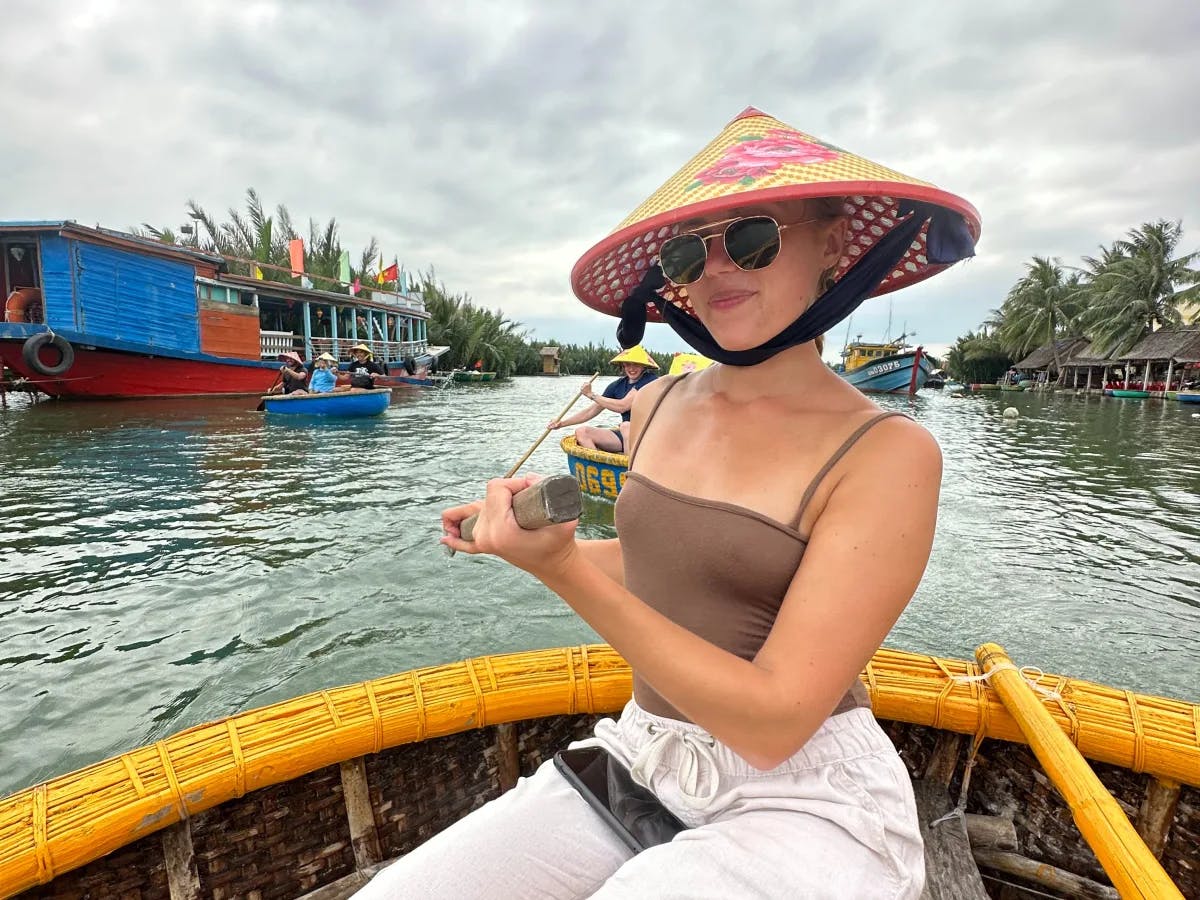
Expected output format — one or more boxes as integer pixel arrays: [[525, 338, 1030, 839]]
[[616, 200, 975, 366]]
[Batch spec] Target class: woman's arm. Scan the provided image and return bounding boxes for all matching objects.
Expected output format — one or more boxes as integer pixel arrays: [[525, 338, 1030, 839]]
[[445, 418, 941, 769], [573, 538, 624, 586], [588, 391, 637, 415], [550, 402, 603, 429]]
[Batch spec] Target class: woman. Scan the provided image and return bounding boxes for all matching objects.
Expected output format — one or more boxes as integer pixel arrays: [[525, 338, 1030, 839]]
[[358, 107, 979, 898], [270, 351, 309, 394], [547, 346, 659, 452]]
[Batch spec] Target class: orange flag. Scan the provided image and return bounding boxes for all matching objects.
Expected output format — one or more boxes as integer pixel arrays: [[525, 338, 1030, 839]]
[[289, 239, 304, 276]]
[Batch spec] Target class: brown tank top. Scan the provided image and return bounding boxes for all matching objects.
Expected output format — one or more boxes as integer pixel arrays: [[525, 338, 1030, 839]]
[[614, 374, 905, 722]]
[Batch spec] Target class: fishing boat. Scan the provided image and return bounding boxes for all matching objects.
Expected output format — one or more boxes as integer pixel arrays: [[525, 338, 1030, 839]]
[[0, 643, 1194, 899], [261, 388, 391, 417], [1177, 391, 1200, 403], [836, 335, 931, 394], [562, 434, 628, 500], [0, 221, 446, 399], [1111, 389, 1150, 399]]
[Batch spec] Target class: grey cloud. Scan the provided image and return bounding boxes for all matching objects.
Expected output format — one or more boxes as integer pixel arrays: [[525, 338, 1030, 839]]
[[2, 0, 1197, 350]]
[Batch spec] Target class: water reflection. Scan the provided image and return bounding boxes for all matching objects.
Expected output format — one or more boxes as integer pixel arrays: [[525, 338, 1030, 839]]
[[0, 383, 1196, 796]]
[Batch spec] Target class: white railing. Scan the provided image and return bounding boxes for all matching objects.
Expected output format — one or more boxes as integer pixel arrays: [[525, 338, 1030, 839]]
[[305, 337, 428, 362], [260, 331, 297, 358], [261, 333, 428, 362]]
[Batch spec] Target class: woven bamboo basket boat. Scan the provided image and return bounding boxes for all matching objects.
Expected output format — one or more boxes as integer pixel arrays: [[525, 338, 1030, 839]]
[[2, 644, 1196, 899], [561, 435, 628, 501]]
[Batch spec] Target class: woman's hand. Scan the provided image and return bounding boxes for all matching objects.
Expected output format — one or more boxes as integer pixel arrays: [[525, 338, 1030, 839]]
[[546, 418, 561, 430], [440, 475, 579, 580]]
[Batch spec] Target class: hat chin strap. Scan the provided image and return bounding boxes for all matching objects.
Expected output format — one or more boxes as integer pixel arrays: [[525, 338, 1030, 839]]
[[617, 201, 975, 367]]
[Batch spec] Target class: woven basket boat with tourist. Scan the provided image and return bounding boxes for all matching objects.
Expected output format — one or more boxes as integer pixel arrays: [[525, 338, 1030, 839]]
[[558, 352, 712, 500], [260, 388, 391, 417], [561, 434, 628, 501], [0, 643, 1195, 899]]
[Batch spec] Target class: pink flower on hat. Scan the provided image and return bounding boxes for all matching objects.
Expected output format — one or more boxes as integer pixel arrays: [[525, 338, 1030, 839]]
[[690, 130, 840, 188]]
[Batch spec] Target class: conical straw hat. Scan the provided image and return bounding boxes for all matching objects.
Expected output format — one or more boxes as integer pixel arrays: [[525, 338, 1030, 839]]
[[609, 345, 659, 368], [571, 107, 980, 321]]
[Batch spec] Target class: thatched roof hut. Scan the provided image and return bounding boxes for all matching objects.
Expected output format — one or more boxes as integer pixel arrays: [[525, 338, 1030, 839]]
[[1118, 327, 1200, 363], [1013, 337, 1089, 371], [1062, 340, 1122, 368]]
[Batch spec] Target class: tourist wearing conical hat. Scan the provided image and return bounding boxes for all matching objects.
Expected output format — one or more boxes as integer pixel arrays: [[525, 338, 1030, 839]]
[[546, 346, 659, 452], [368, 108, 978, 899], [308, 352, 339, 394], [269, 350, 309, 395], [346, 344, 385, 390]]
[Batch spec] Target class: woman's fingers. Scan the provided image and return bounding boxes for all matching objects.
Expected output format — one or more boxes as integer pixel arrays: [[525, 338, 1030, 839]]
[[440, 475, 550, 555], [441, 500, 483, 540]]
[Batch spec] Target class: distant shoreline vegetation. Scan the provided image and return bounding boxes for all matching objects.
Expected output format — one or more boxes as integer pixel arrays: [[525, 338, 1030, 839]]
[[944, 220, 1199, 385], [134, 188, 673, 377]]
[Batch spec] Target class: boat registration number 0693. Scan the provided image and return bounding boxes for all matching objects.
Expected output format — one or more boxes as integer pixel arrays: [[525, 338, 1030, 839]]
[[573, 463, 626, 499]]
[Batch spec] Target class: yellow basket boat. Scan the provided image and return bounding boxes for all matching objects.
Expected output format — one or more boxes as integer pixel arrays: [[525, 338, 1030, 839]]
[[561, 434, 629, 501], [0, 644, 1196, 899]]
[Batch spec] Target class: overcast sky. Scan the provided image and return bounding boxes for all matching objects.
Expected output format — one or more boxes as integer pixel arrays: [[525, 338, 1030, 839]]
[[4, 0, 1198, 359]]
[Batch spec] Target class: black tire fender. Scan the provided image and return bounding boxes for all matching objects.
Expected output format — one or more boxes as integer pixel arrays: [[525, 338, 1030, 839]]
[[22, 332, 75, 377]]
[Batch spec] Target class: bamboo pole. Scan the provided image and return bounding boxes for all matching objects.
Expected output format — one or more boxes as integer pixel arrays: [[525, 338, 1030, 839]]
[[975, 643, 1183, 900], [506, 373, 599, 478]]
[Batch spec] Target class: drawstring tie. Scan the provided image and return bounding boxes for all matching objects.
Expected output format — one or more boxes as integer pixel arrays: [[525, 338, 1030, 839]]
[[631, 723, 720, 809]]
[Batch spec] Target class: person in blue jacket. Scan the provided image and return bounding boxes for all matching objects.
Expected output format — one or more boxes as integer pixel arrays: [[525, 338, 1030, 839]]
[[548, 346, 659, 452], [308, 353, 339, 393]]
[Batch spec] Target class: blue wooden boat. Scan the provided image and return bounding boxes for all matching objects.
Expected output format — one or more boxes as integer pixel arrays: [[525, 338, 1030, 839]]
[[836, 338, 931, 394], [1174, 391, 1200, 403], [561, 435, 627, 500], [261, 388, 390, 417], [0, 220, 446, 400]]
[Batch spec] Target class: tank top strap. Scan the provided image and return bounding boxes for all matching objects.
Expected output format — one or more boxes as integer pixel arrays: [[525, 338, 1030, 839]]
[[789, 411, 907, 529], [627, 374, 688, 468]]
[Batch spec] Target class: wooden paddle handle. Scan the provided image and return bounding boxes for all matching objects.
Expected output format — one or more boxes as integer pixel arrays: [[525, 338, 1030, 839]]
[[459, 475, 582, 542]]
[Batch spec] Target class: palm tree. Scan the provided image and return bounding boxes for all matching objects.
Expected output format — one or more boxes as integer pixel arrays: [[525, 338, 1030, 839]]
[[944, 329, 1012, 385], [997, 257, 1080, 374], [1077, 220, 1200, 355]]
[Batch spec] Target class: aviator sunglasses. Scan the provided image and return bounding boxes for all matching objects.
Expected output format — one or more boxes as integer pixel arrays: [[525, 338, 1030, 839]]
[[657, 215, 817, 286]]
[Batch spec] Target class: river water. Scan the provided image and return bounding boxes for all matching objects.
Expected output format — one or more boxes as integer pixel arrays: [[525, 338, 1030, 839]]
[[1, 380, 1197, 797]]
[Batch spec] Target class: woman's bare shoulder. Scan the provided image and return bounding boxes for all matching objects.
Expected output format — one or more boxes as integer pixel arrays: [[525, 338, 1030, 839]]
[[629, 373, 681, 411], [847, 413, 943, 483]]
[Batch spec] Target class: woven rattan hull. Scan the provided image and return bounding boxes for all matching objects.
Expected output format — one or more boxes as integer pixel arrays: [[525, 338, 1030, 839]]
[[3, 645, 1197, 899], [561, 435, 628, 500]]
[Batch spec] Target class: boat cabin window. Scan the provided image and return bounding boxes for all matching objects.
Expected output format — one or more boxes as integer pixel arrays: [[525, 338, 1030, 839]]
[[197, 282, 255, 307], [2, 240, 44, 323]]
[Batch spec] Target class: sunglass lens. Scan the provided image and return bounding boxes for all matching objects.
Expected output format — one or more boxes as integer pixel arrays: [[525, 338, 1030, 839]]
[[659, 234, 707, 285], [725, 216, 781, 271]]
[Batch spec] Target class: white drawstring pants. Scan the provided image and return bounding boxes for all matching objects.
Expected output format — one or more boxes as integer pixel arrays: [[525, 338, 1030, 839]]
[[355, 700, 925, 899]]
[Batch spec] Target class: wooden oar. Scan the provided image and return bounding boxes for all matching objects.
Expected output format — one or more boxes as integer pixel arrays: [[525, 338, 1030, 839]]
[[458, 474, 582, 542], [447, 374, 597, 555], [975, 643, 1184, 900], [255, 370, 283, 411], [504, 372, 599, 478]]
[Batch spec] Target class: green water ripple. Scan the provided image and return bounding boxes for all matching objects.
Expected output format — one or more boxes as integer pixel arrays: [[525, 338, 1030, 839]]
[[0, 383, 1197, 797]]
